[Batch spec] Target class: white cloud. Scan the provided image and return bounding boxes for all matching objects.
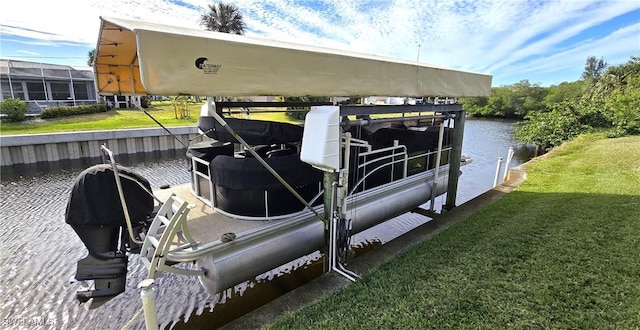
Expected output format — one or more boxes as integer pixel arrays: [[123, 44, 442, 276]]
[[504, 23, 640, 77], [1, 0, 99, 44], [16, 49, 40, 56], [480, 0, 639, 73], [1, 0, 638, 86]]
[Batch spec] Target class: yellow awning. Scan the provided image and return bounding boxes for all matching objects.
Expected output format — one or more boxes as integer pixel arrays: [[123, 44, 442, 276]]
[[94, 18, 145, 95]]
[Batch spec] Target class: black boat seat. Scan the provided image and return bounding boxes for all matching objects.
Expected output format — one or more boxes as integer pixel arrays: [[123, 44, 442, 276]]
[[209, 154, 322, 217], [245, 144, 297, 158]]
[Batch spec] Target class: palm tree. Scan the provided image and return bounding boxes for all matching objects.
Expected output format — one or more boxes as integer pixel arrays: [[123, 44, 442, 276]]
[[87, 48, 96, 66], [581, 55, 608, 80], [200, 2, 246, 35]]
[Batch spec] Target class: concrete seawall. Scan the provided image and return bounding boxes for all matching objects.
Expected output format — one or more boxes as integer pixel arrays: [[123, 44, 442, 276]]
[[0, 126, 198, 166]]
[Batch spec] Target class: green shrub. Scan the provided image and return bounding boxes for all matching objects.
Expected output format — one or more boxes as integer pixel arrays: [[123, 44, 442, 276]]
[[283, 96, 330, 120], [285, 109, 309, 120], [0, 98, 28, 122], [141, 96, 151, 108], [605, 75, 640, 136], [514, 101, 589, 153], [151, 100, 174, 106], [41, 103, 108, 119]]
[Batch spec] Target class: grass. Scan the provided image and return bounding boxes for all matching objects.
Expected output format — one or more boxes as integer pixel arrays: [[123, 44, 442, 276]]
[[0, 103, 301, 135], [268, 133, 640, 329]]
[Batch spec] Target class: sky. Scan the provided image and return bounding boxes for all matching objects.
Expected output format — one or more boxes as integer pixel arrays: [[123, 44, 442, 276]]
[[0, 0, 638, 87]]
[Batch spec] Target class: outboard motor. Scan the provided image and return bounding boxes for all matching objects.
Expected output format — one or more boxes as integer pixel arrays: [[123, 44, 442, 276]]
[[66, 164, 154, 305]]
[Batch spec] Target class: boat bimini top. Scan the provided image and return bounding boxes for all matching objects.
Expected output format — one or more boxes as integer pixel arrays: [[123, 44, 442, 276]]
[[94, 16, 491, 98]]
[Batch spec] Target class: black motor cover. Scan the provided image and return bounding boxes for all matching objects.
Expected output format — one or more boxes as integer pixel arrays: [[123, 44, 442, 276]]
[[66, 164, 154, 229], [66, 164, 154, 304]]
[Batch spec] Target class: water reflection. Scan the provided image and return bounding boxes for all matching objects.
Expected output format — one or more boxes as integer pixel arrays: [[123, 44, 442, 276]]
[[0, 119, 532, 329]]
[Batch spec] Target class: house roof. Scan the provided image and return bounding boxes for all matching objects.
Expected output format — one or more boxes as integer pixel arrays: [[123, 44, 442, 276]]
[[0, 59, 94, 80]]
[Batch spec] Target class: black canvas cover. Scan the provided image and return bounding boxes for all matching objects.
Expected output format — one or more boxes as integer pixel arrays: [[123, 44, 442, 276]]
[[66, 164, 154, 227], [186, 140, 233, 161], [214, 183, 321, 217], [210, 153, 322, 217], [371, 127, 452, 153], [210, 154, 321, 190], [198, 117, 304, 145], [186, 140, 234, 172]]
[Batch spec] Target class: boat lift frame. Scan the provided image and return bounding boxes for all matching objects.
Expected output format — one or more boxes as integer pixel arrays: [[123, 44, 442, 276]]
[[102, 102, 466, 330], [85, 17, 491, 329]]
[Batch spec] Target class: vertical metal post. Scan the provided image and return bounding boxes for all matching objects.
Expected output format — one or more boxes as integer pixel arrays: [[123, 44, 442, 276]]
[[494, 157, 504, 187], [329, 132, 358, 282], [322, 171, 338, 272], [502, 147, 515, 183], [430, 122, 445, 211], [138, 279, 158, 330], [7, 60, 15, 98], [68, 67, 77, 106], [91, 57, 99, 104], [443, 110, 466, 211], [41, 63, 48, 102], [130, 65, 136, 96]]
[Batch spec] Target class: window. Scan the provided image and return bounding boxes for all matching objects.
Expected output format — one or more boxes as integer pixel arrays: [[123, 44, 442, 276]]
[[73, 82, 89, 100], [1, 81, 26, 100], [1, 80, 12, 99], [49, 82, 71, 100], [26, 82, 47, 100]]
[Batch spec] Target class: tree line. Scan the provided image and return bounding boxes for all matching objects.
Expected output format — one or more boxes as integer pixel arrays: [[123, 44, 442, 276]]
[[459, 55, 640, 154]]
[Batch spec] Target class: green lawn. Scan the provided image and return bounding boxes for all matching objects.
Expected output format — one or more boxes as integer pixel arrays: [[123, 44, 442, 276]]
[[0, 103, 301, 135], [268, 133, 640, 329]]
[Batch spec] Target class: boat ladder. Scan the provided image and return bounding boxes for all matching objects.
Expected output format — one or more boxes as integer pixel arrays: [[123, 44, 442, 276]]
[[139, 194, 204, 279]]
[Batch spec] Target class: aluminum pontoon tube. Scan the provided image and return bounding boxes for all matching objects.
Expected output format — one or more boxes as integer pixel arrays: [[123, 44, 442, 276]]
[[197, 217, 325, 296], [194, 169, 449, 294], [349, 168, 449, 234]]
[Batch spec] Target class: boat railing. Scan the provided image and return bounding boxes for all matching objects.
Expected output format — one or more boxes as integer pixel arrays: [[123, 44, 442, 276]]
[[405, 146, 453, 166], [349, 144, 407, 194], [359, 144, 409, 176], [189, 149, 324, 220], [347, 137, 373, 151], [190, 155, 215, 207], [349, 145, 452, 195]]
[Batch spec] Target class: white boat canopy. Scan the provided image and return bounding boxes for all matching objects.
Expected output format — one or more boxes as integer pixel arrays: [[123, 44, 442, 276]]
[[94, 16, 492, 97]]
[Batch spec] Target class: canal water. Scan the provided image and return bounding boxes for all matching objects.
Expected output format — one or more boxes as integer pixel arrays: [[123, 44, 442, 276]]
[[0, 119, 533, 329]]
